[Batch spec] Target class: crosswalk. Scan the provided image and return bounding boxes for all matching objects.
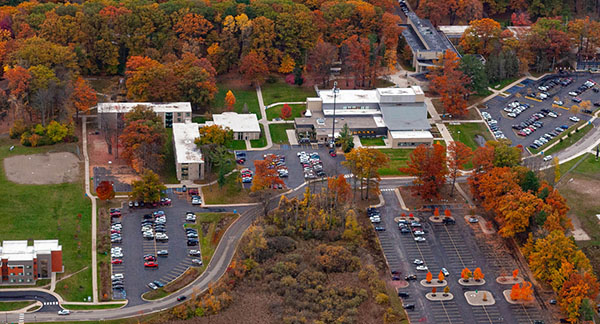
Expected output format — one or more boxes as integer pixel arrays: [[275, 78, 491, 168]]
[[380, 188, 395, 192], [43, 301, 59, 305], [18, 313, 24, 324]]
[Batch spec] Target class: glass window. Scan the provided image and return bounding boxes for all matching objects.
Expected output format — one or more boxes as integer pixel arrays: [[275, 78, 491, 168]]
[[26, 265, 31, 269], [9, 279, 14, 283], [27, 279, 32, 282], [186, 112, 190, 117], [177, 112, 181, 116]]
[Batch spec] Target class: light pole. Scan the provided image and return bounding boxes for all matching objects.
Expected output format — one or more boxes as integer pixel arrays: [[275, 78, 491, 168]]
[[331, 81, 339, 148]]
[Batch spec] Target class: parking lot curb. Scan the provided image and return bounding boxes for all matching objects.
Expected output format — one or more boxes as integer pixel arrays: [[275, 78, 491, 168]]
[[394, 188, 409, 211]]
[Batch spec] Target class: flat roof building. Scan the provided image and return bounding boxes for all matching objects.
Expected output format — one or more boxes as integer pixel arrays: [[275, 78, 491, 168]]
[[402, 11, 459, 72], [208, 112, 261, 140], [97, 102, 192, 128], [172, 122, 204, 181], [297, 86, 433, 148], [0, 240, 63, 285]]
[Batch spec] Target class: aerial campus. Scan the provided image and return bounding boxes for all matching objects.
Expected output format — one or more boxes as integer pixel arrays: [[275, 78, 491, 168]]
[[0, 0, 600, 323]]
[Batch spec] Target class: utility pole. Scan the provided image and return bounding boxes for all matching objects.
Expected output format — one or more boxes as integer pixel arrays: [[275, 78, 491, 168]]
[[330, 81, 339, 148]]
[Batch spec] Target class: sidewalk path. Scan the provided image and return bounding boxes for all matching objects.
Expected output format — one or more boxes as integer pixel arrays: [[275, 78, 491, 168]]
[[425, 97, 454, 145], [265, 102, 305, 109], [82, 116, 99, 303], [250, 86, 273, 151]]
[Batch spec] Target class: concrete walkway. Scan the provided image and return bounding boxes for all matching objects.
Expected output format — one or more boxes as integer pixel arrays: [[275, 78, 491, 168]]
[[249, 86, 273, 151], [265, 102, 305, 109], [425, 97, 454, 145], [82, 117, 99, 303]]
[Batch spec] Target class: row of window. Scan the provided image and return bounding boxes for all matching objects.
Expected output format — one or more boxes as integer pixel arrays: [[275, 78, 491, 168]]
[[9, 272, 32, 276], [8, 278, 33, 283], [341, 106, 373, 110]]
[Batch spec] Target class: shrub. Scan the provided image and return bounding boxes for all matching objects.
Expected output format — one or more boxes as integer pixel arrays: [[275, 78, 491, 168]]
[[375, 292, 389, 305], [20, 131, 31, 146], [46, 120, 69, 143], [10, 119, 28, 139]]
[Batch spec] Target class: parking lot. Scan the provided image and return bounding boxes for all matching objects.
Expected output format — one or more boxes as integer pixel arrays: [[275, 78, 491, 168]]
[[238, 146, 348, 189], [109, 191, 249, 305], [373, 190, 546, 323], [483, 73, 599, 151]]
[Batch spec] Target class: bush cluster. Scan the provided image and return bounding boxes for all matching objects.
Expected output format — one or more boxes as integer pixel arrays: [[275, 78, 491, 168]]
[[11, 120, 76, 147]]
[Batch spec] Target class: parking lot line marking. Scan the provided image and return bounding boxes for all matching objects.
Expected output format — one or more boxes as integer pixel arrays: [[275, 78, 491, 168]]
[[441, 225, 467, 269], [439, 301, 454, 324], [525, 96, 542, 102], [480, 305, 494, 324]]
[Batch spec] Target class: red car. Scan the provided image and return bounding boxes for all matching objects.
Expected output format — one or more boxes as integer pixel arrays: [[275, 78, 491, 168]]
[[109, 208, 121, 217], [144, 255, 156, 262], [329, 150, 337, 157], [144, 262, 158, 268], [111, 259, 123, 264], [110, 229, 121, 234]]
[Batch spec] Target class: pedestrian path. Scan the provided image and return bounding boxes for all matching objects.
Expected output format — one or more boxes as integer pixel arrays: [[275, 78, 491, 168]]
[[42, 301, 59, 306], [18, 313, 24, 324]]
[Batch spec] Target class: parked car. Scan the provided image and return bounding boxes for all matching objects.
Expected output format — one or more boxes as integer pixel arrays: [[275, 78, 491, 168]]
[[58, 310, 71, 315], [191, 196, 202, 205], [469, 217, 479, 223], [398, 291, 410, 298], [403, 304, 415, 310], [111, 259, 123, 264], [147, 282, 158, 290], [144, 261, 159, 268], [404, 274, 417, 281], [413, 259, 424, 265], [374, 226, 386, 231], [441, 268, 450, 276], [416, 265, 428, 271], [153, 280, 164, 288], [189, 250, 202, 257], [543, 155, 553, 162], [157, 250, 168, 256], [187, 239, 199, 246], [414, 237, 426, 242], [192, 259, 203, 266], [569, 116, 580, 122], [109, 208, 121, 217]]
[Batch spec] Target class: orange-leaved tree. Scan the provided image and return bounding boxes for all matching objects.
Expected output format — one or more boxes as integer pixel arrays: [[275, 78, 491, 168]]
[[512, 269, 519, 279], [434, 207, 440, 218], [459, 18, 502, 57], [120, 119, 166, 174], [438, 271, 445, 283], [444, 209, 451, 218], [558, 271, 600, 322], [448, 141, 473, 196], [239, 50, 268, 86], [495, 188, 542, 238], [71, 76, 97, 120], [427, 50, 470, 116], [251, 155, 285, 216], [224, 90, 236, 111], [426, 271, 432, 283], [432, 287, 437, 295], [343, 147, 389, 200], [477, 167, 519, 212], [280, 103, 292, 119], [461, 268, 472, 280], [96, 181, 115, 201], [510, 283, 521, 300], [327, 174, 352, 210], [400, 143, 448, 200], [473, 268, 484, 281]]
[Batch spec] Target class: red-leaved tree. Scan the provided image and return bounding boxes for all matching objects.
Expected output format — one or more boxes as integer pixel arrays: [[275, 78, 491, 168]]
[[400, 143, 448, 200], [280, 104, 292, 119], [96, 181, 115, 201]]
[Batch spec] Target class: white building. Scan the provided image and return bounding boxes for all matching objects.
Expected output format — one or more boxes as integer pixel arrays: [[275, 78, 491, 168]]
[[172, 122, 204, 181], [297, 86, 433, 147], [97, 102, 192, 128], [209, 112, 261, 140]]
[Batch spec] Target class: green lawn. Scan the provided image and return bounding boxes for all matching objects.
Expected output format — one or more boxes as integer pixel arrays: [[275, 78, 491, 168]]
[[159, 128, 178, 184], [211, 83, 260, 118], [189, 212, 237, 267], [377, 149, 412, 176], [191, 116, 206, 123], [250, 124, 267, 148], [360, 137, 386, 146], [266, 104, 305, 121], [260, 80, 315, 106], [531, 121, 587, 154], [491, 76, 520, 90], [55, 267, 93, 302], [542, 124, 593, 156], [447, 123, 493, 150], [565, 153, 600, 177], [0, 138, 91, 302], [269, 124, 294, 144], [225, 140, 247, 150], [64, 303, 125, 310], [0, 301, 34, 311], [202, 173, 253, 205]]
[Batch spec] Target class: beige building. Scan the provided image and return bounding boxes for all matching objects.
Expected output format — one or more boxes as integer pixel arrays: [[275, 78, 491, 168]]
[[97, 102, 192, 128], [0, 240, 63, 285], [173, 122, 204, 181], [209, 112, 261, 140]]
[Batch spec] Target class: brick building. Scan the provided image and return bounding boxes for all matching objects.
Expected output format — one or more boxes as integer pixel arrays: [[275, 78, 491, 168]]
[[0, 240, 63, 285]]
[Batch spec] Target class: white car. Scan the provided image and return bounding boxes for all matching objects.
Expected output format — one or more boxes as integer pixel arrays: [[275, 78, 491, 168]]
[[147, 282, 158, 290], [548, 112, 558, 118], [543, 155, 553, 162], [468, 217, 479, 223], [413, 259, 424, 265], [413, 230, 425, 236], [569, 91, 578, 96], [414, 237, 426, 242], [58, 309, 70, 315], [112, 273, 124, 280], [507, 113, 516, 118], [538, 86, 548, 91], [553, 100, 563, 106], [111, 252, 123, 258], [569, 116, 580, 122], [192, 259, 203, 266], [416, 265, 428, 271], [370, 217, 381, 224], [186, 214, 196, 222]]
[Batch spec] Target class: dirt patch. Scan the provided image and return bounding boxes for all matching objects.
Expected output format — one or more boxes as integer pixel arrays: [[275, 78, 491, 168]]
[[4, 152, 80, 184], [398, 184, 469, 210], [87, 127, 137, 192]]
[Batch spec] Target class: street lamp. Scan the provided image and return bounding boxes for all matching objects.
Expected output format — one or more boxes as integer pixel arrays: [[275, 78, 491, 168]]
[[331, 81, 339, 148]]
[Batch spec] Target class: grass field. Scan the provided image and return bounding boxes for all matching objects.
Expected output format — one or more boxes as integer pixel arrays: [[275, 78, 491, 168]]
[[266, 104, 305, 121], [202, 173, 253, 204], [0, 138, 92, 302], [447, 123, 493, 150], [0, 301, 34, 311], [269, 124, 294, 144], [64, 303, 125, 310], [159, 128, 178, 184], [360, 137, 385, 146], [225, 140, 247, 150], [491, 76, 520, 90], [250, 124, 267, 148], [531, 121, 587, 154], [377, 149, 412, 176], [260, 80, 315, 106], [211, 83, 260, 117]]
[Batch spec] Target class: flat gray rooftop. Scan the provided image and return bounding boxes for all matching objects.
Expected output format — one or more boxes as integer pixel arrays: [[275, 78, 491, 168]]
[[405, 11, 455, 53]]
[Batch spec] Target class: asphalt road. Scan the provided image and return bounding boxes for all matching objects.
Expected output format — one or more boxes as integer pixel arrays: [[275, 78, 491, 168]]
[[0, 290, 61, 312], [485, 73, 599, 148]]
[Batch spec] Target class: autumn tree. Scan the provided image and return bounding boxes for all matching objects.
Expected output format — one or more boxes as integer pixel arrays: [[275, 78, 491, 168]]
[[280, 104, 292, 120], [448, 141, 473, 196], [195, 125, 234, 174], [510, 283, 521, 300], [130, 169, 166, 203], [495, 188, 542, 237], [4, 66, 31, 119], [559, 271, 600, 323], [343, 148, 389, 200], [460, 18, 502, 57], [239, 50, 268, 86], [401, 143, 448, 200], [240, 225, 267, 259], [438, 271, 445, 283], [225, 90, 236, 111], [96, 181, 115, 201], [473, 268, 484, 281], [328, 174, 352, 210], [461, 268, 472, 281], [251, 155, 285, 215], [278, 55, 295, 74], [307, 38, 337, 87], [427, 50, 471, 116], [120, 118, 166, 174], [426, 271, 433, 283], [173, 13, 213, 55], [342, 209, 362, 244], [71, 77, 97, 120]]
